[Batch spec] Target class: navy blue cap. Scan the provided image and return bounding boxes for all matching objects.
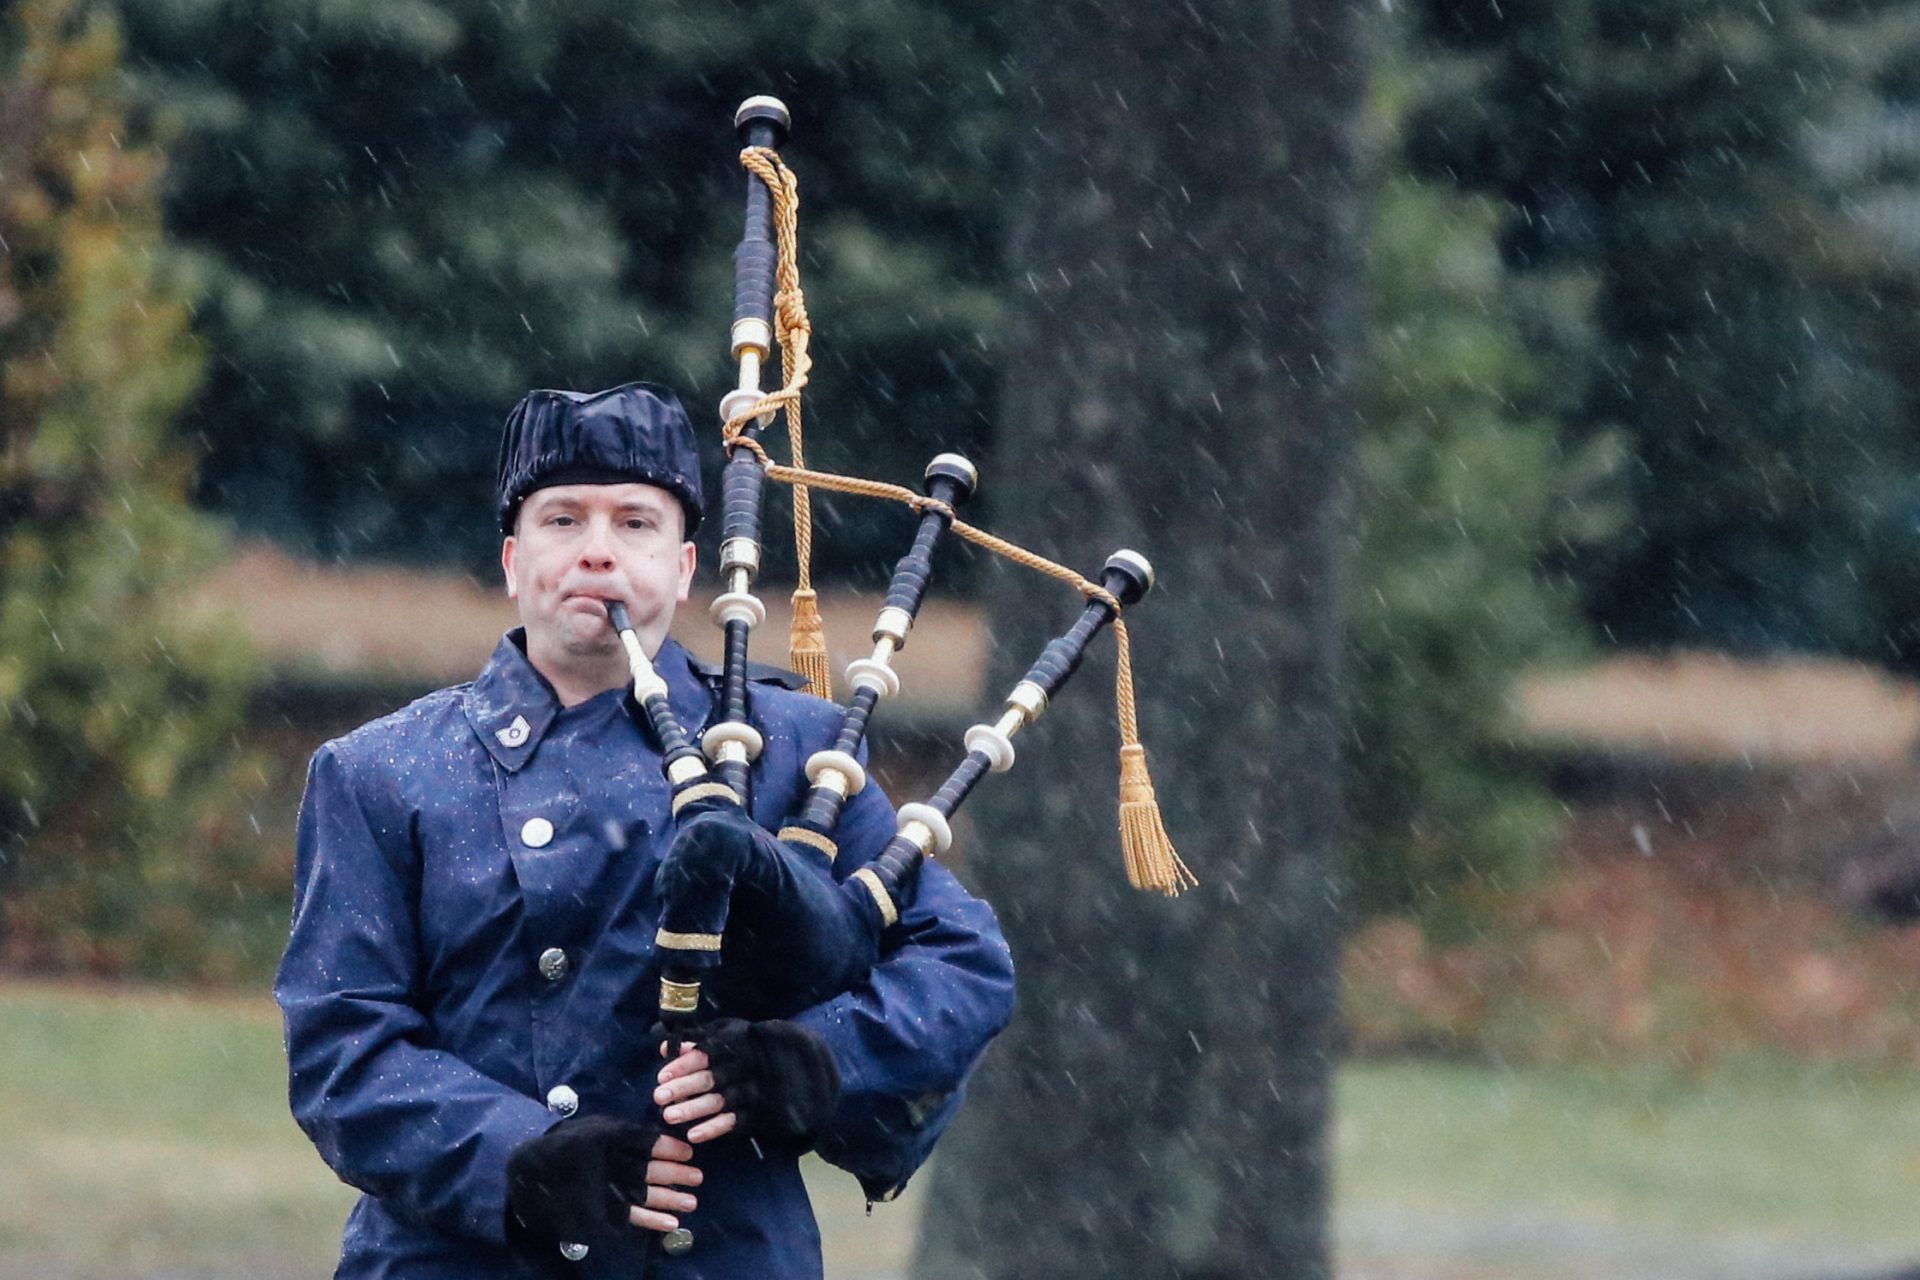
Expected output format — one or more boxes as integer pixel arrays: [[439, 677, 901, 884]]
[[496, 382, 705, 534]]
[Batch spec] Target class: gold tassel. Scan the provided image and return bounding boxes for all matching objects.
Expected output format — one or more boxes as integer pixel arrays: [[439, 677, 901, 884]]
[[789, 586, 833, 700], [1109, 618, 1194, 896], [1118, 742, 1196, 896]]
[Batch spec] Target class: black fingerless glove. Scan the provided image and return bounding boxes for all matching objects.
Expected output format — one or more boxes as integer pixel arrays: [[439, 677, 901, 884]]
[[505, 1115, 657, 1248], [692, 1018, 842, 1155]]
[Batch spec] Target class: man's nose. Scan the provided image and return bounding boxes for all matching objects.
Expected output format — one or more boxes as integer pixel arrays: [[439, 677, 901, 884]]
[[578, 518, 616, 568]]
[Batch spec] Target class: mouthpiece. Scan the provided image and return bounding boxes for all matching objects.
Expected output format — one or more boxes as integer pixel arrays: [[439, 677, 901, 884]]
[[606, 600, 635, 634]]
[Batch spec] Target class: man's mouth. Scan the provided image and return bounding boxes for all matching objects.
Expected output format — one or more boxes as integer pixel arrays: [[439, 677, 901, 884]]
[[562, 592, 627, 623]]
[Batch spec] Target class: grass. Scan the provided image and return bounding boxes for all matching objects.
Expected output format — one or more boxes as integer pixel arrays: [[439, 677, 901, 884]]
[[0, 980, 353, 1278], [0, 979, 913, 1279], [1336, 1058, 1920, 1277], [5, 979, 1919, 1278]]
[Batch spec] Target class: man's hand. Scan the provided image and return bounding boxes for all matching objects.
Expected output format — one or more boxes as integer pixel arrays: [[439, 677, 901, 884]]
[[654, 1039, 740, 1144], [659, 1019, 841, 1156], [505, 1114, 703, 1245], [625, 1131, 702, 1233]]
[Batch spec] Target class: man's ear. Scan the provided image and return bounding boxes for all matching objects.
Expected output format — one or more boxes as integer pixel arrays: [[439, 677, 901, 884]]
[[501, 535, 519, 600], [676, 540, 696, 603]]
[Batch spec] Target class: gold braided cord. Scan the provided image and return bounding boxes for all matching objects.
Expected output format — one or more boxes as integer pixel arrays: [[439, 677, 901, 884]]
[[755, 449, 1194, 894], [655, 929, 724, 953], [730, 147, 832, 698], [670, 782, 741, 815], [723, 447, 1114, 601], [716, 145, 1193, 897], [852, 867, 900, 927], [777, 825, 840, 862]]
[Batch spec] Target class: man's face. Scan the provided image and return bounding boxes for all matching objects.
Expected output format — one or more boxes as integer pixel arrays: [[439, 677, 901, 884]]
[[502, 482, 696, 667]]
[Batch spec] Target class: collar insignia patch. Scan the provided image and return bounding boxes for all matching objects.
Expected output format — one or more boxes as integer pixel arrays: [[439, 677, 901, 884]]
[[495, 715, 531, 748]]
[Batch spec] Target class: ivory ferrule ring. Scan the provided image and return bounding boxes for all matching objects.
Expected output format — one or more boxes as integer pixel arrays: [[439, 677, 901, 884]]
[[845, 656, 901, 700], [872, 606, 913, 646], [719, 385, 773, 430], [964, 723, 1017, 773], [895, 802, 953, 856], [665, 756, 709, 787], [730, 319, 772, 361], [702, 720, 766, 763], [710, 591, 767, 629], [805, 749, 867, 796]]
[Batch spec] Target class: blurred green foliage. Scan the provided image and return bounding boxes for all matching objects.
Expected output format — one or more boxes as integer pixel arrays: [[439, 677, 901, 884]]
[[113, 0, 1013, 580], [0, 0, 276, 980], [1347, 44, 1587, 930], [1406, 0, 1920, 661]]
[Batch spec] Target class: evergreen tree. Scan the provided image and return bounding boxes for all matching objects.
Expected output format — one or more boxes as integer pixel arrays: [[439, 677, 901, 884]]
[[0, 0, 268, 978], [1348, 167, 1584, 927], [1407, 0, 1911, 657], [112, 0, 1013, 577], [1800, 0, 1920, 667]]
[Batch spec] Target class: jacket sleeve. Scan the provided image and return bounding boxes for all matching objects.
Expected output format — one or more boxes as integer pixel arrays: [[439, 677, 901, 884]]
[[274, 743, 555, 1244], [788, 775, 1015, 1201]]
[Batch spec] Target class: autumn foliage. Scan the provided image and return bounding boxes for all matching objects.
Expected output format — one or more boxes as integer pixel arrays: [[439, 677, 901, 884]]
[[0, 0, 272, 979], [1345, 773, 1920, 1068]]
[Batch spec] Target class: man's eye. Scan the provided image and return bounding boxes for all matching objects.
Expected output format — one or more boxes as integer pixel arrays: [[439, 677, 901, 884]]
[[626, 518, 654, 531], [548, 514, 576, 527]]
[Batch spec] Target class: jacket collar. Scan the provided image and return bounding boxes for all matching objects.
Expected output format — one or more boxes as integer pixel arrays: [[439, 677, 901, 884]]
[[464, 629, 713, 771]]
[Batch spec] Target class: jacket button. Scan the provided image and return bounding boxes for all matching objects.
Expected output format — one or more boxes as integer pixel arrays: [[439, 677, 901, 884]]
[[662, 1228, 695, 1256], [538, 947, 570, 982], [559, 1242, 589, 1262], [521, 817, 554, 848], [546, 1084, 579, 1116]]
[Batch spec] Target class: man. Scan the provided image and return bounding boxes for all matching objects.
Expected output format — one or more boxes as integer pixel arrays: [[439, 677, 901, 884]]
[[275, 383, 1015, 1278]]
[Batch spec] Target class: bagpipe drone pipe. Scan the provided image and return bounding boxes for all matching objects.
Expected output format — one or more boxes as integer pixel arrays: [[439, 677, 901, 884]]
[[609, 95, 1195, 1048], [552, 95, 1196, 1271]]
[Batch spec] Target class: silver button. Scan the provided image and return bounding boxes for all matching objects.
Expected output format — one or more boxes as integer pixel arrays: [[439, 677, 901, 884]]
[[661, 1227, 695, 1256], [521, 817, 554, 848], [545, 1084, 579, 1116], [538, 947, 570, 982], [558, 1241, 589, 1262]]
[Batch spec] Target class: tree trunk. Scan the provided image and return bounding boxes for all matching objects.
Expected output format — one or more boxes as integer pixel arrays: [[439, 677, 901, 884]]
[[909, 4, 1366, 1278]]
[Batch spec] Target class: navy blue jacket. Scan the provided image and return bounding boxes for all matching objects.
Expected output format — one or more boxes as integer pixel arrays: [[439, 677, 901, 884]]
[[275, 632, 1014, 1279]]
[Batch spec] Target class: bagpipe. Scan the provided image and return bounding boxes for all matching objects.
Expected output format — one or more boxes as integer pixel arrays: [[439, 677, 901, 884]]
[[590, 95, 1196, 1259]]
